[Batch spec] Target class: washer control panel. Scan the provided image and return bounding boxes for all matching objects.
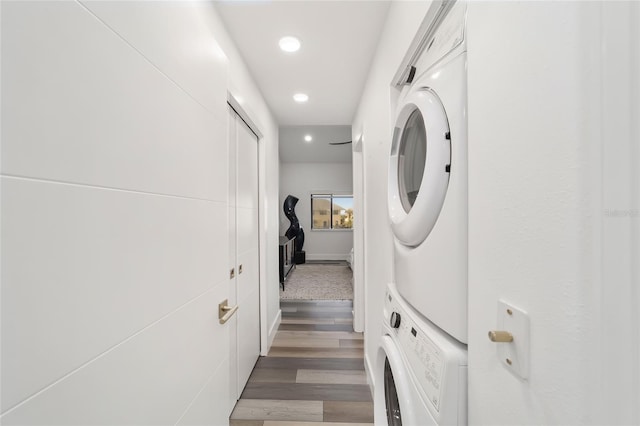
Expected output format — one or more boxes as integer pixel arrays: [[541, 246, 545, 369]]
[[403, 323, 445, 410], [390, 311, 402, 328], [385, 292, 445, 411]]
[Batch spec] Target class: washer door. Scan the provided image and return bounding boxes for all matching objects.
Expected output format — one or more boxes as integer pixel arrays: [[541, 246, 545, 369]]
[[388, 88, 451, 247], [375, 336, 414, 425], [384, 357, 403, 425], [375, 336, 436, 426]]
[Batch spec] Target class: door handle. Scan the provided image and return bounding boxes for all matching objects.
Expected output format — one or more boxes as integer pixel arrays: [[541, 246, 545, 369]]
[[230, 268, 235, 279], [218, 299, 238, 324], [239, 264, 243, 274]]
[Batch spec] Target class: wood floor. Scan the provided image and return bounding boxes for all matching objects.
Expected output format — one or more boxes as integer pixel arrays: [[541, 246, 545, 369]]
[[230, 300, 373, 426]]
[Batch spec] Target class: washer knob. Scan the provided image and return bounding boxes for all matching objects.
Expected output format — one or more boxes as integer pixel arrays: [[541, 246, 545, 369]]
[[390, 312, 401, 329]]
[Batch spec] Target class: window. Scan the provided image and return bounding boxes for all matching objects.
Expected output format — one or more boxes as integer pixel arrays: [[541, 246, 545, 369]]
[[311, 194, 354, 230]]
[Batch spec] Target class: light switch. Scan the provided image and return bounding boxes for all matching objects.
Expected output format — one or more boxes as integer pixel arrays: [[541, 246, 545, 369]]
[[495, 300, 530, 380]]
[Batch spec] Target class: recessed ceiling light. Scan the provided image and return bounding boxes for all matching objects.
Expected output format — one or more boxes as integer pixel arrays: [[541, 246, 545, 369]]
[[304, 135, 312, 142], [279, 36, 301, 53], [293, 93, 309, 103]]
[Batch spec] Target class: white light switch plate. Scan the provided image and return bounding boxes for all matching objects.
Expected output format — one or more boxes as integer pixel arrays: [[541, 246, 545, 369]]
[[497, 300, 530, 380]]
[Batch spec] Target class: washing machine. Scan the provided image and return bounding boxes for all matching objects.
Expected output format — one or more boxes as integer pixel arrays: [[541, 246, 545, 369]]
[[375, 283, 467, 425], [388, 0, 468, 344]]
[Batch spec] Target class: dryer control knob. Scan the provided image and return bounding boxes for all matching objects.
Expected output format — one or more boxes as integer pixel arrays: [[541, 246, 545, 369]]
[[390, 312, 401, 329]]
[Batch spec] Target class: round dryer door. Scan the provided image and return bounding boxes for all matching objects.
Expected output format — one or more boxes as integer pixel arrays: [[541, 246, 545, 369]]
[[388, 88, 451, 247]]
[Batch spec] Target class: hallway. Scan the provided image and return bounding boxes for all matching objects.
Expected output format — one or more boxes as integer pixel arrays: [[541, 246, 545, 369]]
[[230, 300, 373, 425], [2, 1, 639, 424]]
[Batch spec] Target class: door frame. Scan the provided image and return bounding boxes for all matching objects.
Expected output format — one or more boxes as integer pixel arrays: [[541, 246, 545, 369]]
[[352, 134, 366, 333], [227, 92, 268, 356]]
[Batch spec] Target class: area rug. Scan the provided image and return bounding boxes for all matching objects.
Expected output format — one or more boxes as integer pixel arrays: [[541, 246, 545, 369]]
[[280, 264, 353, 300]]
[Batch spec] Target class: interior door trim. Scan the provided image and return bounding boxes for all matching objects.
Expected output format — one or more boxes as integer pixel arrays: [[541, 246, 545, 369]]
[[227, 94, 263, 139]]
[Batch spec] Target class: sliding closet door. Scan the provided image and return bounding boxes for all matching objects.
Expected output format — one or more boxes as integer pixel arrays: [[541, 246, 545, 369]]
[[228, 106, 260, 408]]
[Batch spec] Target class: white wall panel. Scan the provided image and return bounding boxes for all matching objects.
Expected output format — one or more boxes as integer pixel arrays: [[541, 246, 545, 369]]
[[177, 359, 231, 426], [598, 4, 640, 422], [1, 287, 228, 425], [0, 177, 226, 412], [466, 2, 606, 423], [1, 0, 282, 421], [80, 1, 229, 120], [1, 1, 226, 202], [0, 0, 242, 422]]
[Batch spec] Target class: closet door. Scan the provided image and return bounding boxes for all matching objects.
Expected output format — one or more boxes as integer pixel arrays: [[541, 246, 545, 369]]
[[228, 106, 260, 407]]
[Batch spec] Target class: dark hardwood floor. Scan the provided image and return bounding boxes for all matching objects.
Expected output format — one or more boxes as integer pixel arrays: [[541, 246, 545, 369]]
[[230, 300, 373, 426]]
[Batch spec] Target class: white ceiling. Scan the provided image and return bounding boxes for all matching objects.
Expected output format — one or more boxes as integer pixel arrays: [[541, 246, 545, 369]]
[[279, 125, 352, 163], [215, 1, 391, 127], [215, 1, 390, 163]]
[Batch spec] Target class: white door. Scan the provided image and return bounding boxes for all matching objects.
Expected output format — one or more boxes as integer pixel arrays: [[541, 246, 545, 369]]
[[228, 106, 261, 410]]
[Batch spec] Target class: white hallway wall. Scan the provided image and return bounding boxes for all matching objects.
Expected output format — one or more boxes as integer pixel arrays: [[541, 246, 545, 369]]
[[466, 2, 639, 423], [354, 1, 639, 424], [1, 1, 279, 424], [279, 163, 353, 261]]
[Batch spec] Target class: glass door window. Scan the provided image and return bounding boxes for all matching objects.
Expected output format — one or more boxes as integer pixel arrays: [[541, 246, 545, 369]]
[[398, 109, 427, 213], [384, 357, 403, 426]]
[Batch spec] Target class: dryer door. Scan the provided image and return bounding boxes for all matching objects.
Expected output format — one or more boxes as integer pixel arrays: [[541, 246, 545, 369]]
[[389, 88, 451, 247]]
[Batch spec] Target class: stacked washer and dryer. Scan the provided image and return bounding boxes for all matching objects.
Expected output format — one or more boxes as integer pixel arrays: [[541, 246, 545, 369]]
[[375, 2, 469, 425]]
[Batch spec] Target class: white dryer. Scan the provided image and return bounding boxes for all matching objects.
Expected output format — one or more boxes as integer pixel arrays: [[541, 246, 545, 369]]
[[375, 283, 467, 425], [388, 1, 468, 344]]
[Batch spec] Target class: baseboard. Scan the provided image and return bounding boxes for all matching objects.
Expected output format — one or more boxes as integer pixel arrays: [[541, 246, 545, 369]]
[[306, 253, 350, 261], [267, 309, 282, 353], [365, 351, 375, 398]]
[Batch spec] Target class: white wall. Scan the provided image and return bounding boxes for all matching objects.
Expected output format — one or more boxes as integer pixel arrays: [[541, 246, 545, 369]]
[[597, 2, 639, 419], [633, 2, 640, 420], [1, 1, 279, 423], [354, 0, 639, 424], [467, 2, 639, 424], [351, 0, 433, 385], [280, 163, 353, 261]]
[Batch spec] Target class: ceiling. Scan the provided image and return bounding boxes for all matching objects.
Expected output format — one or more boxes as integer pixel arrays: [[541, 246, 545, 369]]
[[215, 1, 391, 127], [279, 125, 352, 163]]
